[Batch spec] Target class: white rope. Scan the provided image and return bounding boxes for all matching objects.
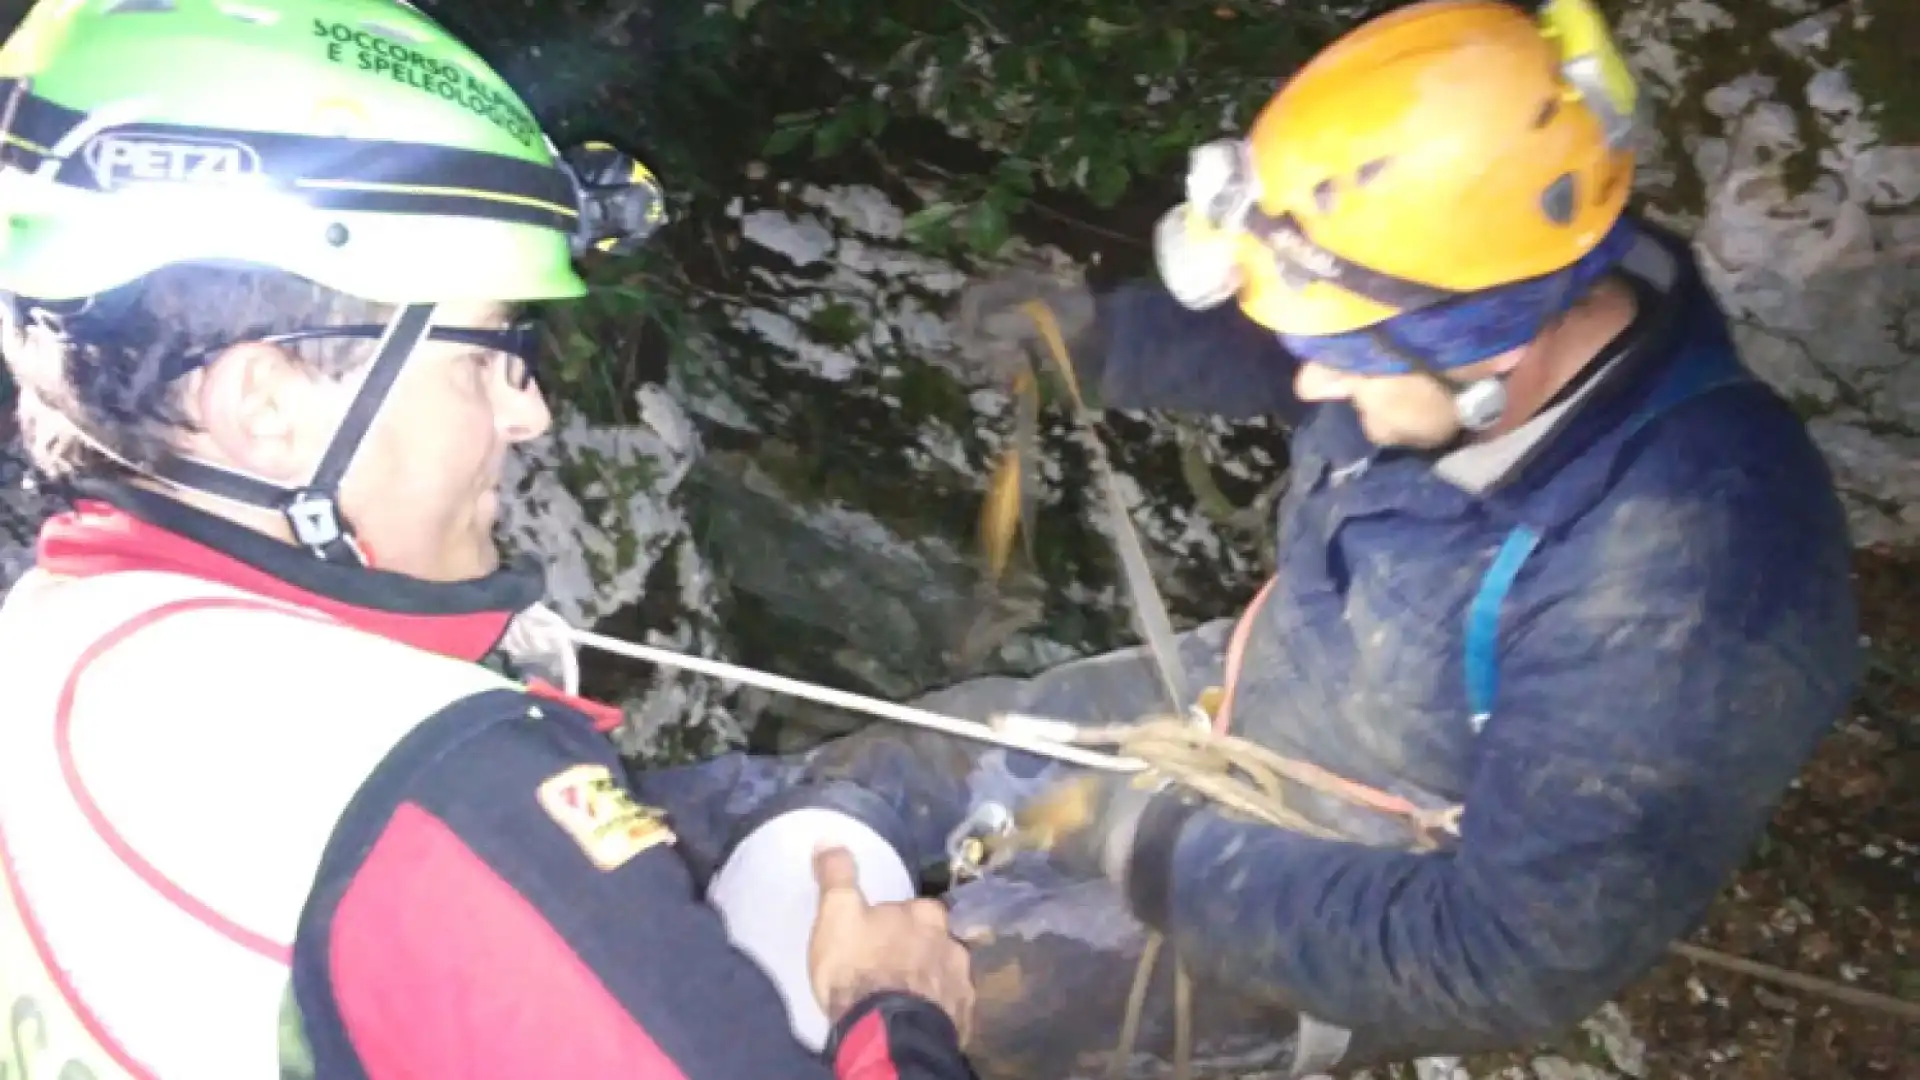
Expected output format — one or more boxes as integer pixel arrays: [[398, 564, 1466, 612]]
[[564, 626, 1147, 774]]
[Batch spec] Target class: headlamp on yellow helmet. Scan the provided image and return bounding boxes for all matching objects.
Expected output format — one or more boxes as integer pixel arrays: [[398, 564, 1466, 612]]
[[1152, 141, 1258, 310], [1153, 138, 1466, 325]]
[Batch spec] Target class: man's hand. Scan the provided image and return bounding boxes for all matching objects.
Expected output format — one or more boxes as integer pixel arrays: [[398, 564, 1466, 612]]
[[808, 846, 975, 1045], [952, 270, 1102, 401]]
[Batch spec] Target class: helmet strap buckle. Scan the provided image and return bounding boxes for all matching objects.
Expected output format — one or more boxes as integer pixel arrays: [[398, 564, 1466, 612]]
[[281, 487, 362, 562]]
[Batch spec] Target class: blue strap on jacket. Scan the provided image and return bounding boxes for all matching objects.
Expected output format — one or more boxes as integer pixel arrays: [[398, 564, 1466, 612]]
[[1462, 345, 1752, 728]]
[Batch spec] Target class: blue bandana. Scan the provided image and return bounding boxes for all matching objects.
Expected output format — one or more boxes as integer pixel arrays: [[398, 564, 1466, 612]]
[[1280, 216, 1639, 374]]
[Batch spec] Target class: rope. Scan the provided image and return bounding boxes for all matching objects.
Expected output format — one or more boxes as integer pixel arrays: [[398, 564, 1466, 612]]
[[579, 615, 1920, 1031], [1014, 299, 1197, 723], [995, 297, 1469, 1079], [995, 300, 1365, 1079], [567, 626, 1149, 774], [984, 712, 1442, 1080], [984, 711, 1920, 1070], [977, 299, 1920, 1077], [1004, 715, 1457, 848]]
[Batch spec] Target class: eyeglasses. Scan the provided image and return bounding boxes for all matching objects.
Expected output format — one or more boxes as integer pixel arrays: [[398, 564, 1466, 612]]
[[263, 320, 544, 389], [165, 319, 544, 387]]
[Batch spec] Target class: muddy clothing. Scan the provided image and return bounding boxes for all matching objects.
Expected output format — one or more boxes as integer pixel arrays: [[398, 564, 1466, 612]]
[[0, 485, 970, 1080], [1063, 218, 1860, 1056], [621, 220, 1857, 1075], [624, 220, 1859, 1072]]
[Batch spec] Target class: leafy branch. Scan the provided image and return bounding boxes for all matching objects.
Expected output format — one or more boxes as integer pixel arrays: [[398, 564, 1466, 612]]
[[745, 0, 1361, 256]]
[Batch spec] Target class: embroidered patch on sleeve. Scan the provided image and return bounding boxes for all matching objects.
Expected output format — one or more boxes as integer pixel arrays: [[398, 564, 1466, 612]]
[[536, 763, 676, 871]]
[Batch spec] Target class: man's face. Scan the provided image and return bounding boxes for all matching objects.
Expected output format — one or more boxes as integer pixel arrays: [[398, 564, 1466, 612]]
[[332, 300, 551, 581], [1293, 361, 1463, 449]]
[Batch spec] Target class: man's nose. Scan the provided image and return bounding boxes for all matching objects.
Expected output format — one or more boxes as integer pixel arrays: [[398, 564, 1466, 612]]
[[1294, 361, 1357, 403], [494, 373, 552, 443]]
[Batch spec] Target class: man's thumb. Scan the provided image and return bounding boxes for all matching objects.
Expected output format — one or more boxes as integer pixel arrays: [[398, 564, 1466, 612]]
[[812, 844, 861, 898]]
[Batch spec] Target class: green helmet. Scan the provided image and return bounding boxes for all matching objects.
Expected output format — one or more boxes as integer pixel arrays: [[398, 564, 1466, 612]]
[[0, 0, 639, 304]]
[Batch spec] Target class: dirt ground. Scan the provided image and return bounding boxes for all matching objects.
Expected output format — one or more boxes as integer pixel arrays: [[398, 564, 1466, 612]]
[[1456, 546, 1920, 1079]]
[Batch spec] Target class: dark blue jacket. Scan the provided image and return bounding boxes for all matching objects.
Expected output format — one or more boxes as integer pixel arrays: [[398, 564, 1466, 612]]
[[1097, 221, 1860, 1056]]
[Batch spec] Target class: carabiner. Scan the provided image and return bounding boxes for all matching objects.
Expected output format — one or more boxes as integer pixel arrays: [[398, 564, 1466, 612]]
[[944, 800, 1015, 883]]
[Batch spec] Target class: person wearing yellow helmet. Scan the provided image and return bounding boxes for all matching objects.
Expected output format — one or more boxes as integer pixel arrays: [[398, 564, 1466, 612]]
[[1149, 0, 1640, 446], [928, 0, 1859, 1070], [0, 2, 974, 1078]]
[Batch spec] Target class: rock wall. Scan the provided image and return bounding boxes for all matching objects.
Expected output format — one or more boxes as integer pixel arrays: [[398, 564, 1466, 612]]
[[1619, 0, 1920, 546]]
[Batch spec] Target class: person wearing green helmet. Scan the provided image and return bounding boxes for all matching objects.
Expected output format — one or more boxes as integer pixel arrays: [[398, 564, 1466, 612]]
[[0, 2, 976, 1079]]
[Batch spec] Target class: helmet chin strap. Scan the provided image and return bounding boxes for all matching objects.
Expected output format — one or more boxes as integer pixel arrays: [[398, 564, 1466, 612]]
[[150, 303, 439, 565], [1364, 274, 1582, 441], [1365, 328, 1510, 437]]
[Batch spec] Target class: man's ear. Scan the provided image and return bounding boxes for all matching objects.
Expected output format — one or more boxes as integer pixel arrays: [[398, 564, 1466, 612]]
[[1483, 345, 1529, 377], [182, 342, 322, 483]]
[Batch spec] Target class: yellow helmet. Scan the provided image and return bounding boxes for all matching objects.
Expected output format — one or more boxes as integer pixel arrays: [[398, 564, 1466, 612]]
[[1155, 0, 1639, 339]]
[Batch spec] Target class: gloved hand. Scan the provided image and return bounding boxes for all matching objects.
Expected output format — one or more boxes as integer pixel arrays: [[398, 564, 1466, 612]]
[[1013, 771, 1202, 924], [952, 270, 1106, 406]]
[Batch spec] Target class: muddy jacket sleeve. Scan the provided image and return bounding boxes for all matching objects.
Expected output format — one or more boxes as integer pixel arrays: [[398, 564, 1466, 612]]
[[287, 687, 974, 1080], [1089, 280, 1306, 422], [1120, 424, 1860, 1061]]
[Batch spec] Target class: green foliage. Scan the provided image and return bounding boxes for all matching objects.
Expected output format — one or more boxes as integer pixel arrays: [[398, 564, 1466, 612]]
[[746, 0, 1365, 257], [1830, 0, 1920, 145], [434, 0, 1373, 401]]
